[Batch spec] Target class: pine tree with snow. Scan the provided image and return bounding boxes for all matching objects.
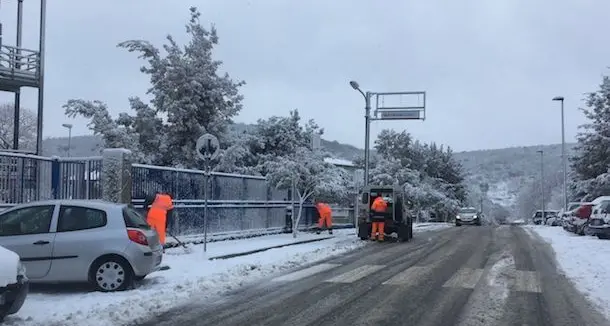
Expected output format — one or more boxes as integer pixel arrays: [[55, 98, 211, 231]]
[[64, 7, 245, 168], [570, 74, 610, 199]]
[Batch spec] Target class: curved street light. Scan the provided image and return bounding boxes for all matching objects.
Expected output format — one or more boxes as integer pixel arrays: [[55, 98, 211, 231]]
[[349, 80, 372, 186], [552, 96, 567, 211]]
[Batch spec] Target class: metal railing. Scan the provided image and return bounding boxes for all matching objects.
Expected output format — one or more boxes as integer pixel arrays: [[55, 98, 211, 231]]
[[0, 152, 102, 208], [131, 164, 355, 236], [0, 45, 40, 79]]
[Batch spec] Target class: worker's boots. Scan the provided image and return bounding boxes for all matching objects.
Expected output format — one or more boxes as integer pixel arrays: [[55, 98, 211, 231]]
[[328, 229, 333, 235]]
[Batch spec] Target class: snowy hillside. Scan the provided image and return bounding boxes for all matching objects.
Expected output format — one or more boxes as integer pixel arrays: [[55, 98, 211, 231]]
[[453, 143, 576, 212]]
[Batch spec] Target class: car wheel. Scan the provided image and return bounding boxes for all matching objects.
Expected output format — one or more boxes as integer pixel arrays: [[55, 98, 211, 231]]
[[90, 256, 134, 292]]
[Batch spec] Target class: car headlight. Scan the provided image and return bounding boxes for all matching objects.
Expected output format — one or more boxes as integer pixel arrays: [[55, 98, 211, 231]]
[[456, 215, 461, 219], [473, 215, 478, 219], [17, 261, 26, 277]]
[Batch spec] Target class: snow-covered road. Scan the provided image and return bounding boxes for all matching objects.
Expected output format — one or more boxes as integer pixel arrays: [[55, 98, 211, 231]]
[[5, 224, 450, 326], [525, 225, 610, 319]]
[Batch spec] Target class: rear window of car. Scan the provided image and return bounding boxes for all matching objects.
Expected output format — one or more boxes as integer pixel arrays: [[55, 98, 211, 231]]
[[122, 206, 151, 230]]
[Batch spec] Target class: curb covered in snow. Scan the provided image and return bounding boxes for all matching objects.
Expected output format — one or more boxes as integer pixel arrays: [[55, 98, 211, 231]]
[[164, 224, 353, 249], [208, 236, 335, 260]]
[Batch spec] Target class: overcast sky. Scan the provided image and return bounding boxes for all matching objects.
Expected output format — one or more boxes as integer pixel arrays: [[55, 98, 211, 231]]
[[0, 0, 608, 152]]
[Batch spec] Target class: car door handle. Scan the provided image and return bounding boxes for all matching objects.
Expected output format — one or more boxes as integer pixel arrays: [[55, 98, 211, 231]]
[[33, 240, 50, 245]]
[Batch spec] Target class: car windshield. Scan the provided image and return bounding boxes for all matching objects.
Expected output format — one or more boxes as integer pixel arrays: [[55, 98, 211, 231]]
[[459, 208, 477, 214], [544, 211, 558, 217], [123, 206, 151, 229]]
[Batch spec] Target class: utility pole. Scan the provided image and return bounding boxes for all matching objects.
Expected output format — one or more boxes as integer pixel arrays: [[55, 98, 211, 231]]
[[62, 123, 73, 157], [537, 150, 545, 220], [552, 96, 568, 211], [349, 80, 426, 187]]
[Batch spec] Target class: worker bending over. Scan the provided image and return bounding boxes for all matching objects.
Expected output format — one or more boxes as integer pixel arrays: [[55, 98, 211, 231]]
[[146, 191, 174, 245], [315, 201, 333, 235]]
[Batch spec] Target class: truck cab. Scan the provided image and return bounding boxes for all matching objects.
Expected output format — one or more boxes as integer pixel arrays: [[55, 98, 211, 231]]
[[357, 185, 413, 242]]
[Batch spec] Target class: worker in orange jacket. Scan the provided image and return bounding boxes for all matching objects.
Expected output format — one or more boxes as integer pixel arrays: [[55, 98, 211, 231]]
[[146, 191, 174, 245], [315, 201, 333, 235], [370, 196, 388, 241]]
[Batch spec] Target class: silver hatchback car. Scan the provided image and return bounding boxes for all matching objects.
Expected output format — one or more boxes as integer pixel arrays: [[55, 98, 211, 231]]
[[0, 200, 163, 292]]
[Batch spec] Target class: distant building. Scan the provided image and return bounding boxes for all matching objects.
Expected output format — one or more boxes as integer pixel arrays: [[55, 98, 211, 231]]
[[324, 157, 357, 173]]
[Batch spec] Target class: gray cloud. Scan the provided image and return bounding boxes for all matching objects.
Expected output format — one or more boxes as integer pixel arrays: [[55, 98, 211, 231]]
[[0, 0, 608, 152]]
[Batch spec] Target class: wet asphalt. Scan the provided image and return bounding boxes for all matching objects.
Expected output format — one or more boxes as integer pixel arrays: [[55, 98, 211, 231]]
[[134, 225, 609, 326]]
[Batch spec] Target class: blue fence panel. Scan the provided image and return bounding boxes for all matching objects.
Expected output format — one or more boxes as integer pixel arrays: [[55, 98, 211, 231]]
[[131, 164, 290, 236]]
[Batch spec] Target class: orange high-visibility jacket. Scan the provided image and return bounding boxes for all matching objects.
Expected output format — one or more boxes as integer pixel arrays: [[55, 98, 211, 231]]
[[316, 203, 332, 218], [147, 194, 174, 222], [371, 197, 388, 213]]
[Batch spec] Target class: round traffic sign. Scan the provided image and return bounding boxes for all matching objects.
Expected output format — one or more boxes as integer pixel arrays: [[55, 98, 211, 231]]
[[196, 133, 220, 161]]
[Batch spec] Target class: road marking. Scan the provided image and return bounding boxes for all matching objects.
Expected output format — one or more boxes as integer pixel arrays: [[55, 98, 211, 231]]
[[513, 270, 542, 293], [325, 264, 385, 283], [271, 263, 341, 282], [443, 268, 484, 289], [382, 265, 433, 286]]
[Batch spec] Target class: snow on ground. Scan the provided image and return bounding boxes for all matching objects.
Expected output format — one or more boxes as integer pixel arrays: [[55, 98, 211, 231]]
[[6, 224, 448, 326], [524, 225, 610, 318]]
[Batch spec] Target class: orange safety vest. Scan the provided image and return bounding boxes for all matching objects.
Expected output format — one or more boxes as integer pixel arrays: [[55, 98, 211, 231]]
[[147, 193, 174, 244], [316, 203, 332, 218], [371, 197, 388, 213]]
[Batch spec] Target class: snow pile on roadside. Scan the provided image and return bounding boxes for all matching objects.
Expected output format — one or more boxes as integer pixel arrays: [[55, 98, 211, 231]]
[[525, 225, 610, 318], [8, 229, 364, 326], [0, 245, 20, 287], [413, 222, 453, 232]]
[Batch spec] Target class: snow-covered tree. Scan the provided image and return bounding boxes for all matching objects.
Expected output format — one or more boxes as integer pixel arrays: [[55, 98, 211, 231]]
[[265, 147, 347, 237], [217, 110, 323, 175], [371, 129, 467, 216], [64, 7, 244, 168], [0, 103, 37, 151], [570, 73, 610, 199]]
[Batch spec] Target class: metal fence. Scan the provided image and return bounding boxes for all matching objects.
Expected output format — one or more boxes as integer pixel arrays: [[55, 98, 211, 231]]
[[131, 164, 291, 236], [131, 164, 355, 236], [1, 151, 355, 235], [0, 152, 102, 208]]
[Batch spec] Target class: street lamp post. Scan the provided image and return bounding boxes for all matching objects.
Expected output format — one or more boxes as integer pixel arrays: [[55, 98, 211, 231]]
[[552, 96, 567, 211], [537, 150, 545, 220], [62, 123, 73, 157], [349, 81, 372, 186]]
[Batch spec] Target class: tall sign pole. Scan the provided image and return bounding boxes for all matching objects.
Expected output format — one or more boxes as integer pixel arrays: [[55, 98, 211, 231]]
[[196, 133, 220, 253], [349, 81, 426, 188]]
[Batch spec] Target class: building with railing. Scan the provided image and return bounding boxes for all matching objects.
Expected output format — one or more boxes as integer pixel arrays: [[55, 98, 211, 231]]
[[0, 0, 47, 154]]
